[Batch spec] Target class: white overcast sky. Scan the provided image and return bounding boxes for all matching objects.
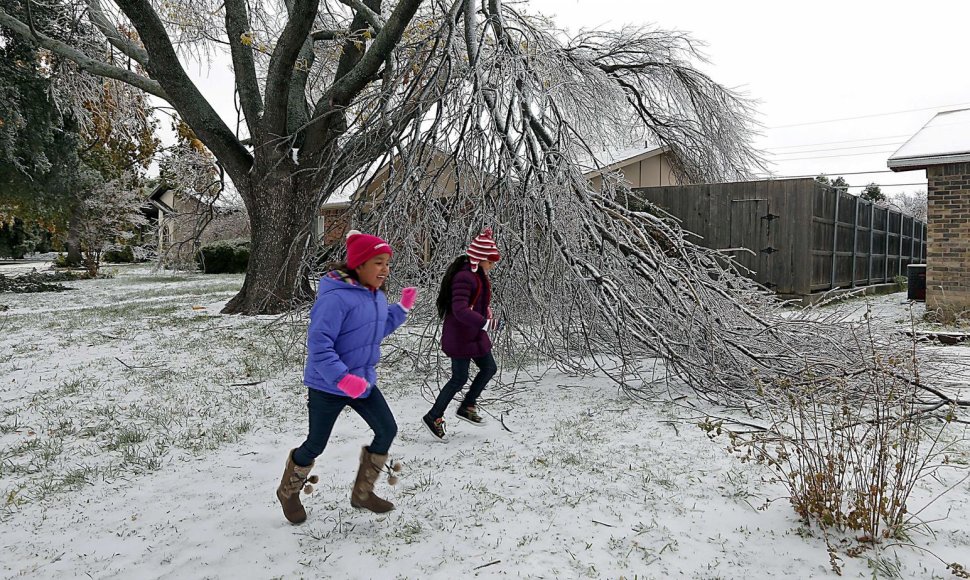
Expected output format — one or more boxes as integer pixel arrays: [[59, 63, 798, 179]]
[[178, 0, 970, 195], [527, 0, 970, 193]]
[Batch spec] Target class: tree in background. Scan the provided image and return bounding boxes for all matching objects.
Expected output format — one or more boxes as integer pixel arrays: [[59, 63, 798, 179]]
[[0, 5, 83, 235], [892, 190, 927, 221], [153, 117, 240, 265], [74, 172, 147, 275], [0, 0, 158, 265], [861, 182, 885, 203], [816, 175, 850, 191], [65, 75, 159, 264], [0, 218, 53, 258]]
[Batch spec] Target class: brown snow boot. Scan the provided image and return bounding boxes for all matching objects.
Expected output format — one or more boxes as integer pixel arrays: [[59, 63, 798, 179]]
[[276, 450, 317, 524], [350, 446, 395, 513]]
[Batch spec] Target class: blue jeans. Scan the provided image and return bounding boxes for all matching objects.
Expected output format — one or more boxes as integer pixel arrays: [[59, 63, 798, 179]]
[[428, 353, 497, 420], [293, 386, 398, 467]]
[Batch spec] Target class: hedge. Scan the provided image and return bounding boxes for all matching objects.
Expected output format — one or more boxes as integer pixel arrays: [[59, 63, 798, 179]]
[[196, 239, 250, 274]]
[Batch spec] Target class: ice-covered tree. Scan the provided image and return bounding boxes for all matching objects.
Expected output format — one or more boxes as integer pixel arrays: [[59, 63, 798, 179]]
[[74, 172, 147, 275], [0, 0, 761, 315], [892, 189, 927, 221], [1, 1, 158, 264]]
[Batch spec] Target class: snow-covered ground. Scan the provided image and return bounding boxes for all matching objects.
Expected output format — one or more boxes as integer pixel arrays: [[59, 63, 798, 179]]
[[1, 267, 968, 579], [0, 260, 54, 276]]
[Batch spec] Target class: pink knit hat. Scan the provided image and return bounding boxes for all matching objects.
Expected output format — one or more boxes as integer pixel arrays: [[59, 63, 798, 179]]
[[345, 229, 393, 269], [466, 227, 501, 271]]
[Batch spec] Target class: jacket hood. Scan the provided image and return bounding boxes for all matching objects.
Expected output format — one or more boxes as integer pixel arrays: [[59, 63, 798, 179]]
[[318, 270, 368, 295]]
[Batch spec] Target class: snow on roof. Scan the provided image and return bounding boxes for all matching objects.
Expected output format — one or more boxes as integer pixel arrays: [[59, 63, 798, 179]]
[[320, 158, 390, 208], [578, 144, 668, 176], [322, 183, 355, 206], [888, 108, 970, 171], [148, 182, 243, 211]]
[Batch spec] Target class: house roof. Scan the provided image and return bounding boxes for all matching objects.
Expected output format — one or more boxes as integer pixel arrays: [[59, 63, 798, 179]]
[[319, 145, 671, 209], [888, 108, 970, 171], [320, 146, 479, 209], [320, 161, 385, 209], [148, 183, 176, 213], [148, 181, 241, 213], [579, 145, 669, 178]]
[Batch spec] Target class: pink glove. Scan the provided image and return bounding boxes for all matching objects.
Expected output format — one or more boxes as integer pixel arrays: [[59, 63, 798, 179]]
[[337, 374, 368, 398], [400, 287, 418, 310]]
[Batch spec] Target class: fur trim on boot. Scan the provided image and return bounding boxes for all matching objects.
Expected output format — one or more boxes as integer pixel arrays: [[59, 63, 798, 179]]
[[350, 446, 395, 513], [276, 450, 317, 524]]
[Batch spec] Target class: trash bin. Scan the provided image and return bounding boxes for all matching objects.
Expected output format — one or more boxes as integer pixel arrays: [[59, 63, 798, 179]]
[[907, 264, 926, 301]]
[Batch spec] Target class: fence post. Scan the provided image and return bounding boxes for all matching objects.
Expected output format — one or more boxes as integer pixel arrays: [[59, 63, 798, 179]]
[[868, 205, 875, 284], [898, 212, 904, 277], [851, 196, 860, 287], [910, 216, 916, 264], [830, 189, 841, 290], [882, 209, 889, 283], [921, 221, 926, 262]]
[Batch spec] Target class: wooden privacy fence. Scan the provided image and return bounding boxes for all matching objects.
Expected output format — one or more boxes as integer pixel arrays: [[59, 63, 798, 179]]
[[633, 178, 927, 297]]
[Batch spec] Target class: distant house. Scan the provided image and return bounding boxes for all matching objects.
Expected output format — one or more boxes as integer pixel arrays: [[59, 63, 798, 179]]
[[148, 183, 249, 265], [889, 108, 970, 316], [314, 147, 498, 248], [314, 145, 682, 243], [582, 145, 681, 190]]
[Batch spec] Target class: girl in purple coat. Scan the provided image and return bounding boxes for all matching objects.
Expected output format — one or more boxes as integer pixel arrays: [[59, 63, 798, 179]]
[[422, 228, 501, 441], [276, 230, 417, 524]]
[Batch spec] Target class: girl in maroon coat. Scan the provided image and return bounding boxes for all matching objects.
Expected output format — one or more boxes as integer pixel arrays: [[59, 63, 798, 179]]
[[422, 228, 502, 441]]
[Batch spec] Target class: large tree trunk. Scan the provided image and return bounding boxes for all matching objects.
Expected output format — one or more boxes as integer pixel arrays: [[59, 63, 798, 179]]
[[221, 174, 319, 315]]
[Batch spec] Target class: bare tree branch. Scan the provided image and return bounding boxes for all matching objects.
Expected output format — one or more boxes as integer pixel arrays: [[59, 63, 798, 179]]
[[113, 0, 253, 181], [263, 0, 319, 138], [312, 29, 343, 41], [0, 6, 166, 99], [339, 0, 385, 32], [224, 0, 264, 137], [86, 0, 150, 66], [326, 0, 422, 105]]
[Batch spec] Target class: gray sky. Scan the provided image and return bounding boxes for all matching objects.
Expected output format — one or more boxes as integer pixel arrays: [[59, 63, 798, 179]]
[[177, 0, 969, 195]]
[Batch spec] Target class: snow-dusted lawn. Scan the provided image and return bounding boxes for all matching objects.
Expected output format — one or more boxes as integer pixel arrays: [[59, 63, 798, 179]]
[[1, 268, 968, 579]]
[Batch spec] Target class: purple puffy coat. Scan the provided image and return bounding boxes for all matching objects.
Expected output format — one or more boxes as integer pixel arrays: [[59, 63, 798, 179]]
[[441, 264, 492, 358]]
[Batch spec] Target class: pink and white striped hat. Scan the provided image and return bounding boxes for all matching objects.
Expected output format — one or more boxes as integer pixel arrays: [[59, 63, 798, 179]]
[[466, 227, 501, 271]]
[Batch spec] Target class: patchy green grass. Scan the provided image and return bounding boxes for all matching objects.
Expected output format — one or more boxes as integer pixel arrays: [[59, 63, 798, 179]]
[[0, 267, 306, 516]]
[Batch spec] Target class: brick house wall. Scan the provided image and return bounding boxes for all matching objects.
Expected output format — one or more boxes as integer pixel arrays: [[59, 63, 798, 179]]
[[319, 206, 350, 245], [926, 162, 970, 312]]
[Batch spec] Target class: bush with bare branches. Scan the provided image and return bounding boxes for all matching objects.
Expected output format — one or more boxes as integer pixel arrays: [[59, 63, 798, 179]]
[[706, 310, 970, 570]]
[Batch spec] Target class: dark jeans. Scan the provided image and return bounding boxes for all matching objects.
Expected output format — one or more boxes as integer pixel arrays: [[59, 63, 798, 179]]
[[293, 386, 398, 467], [428, 353, 497, 420]]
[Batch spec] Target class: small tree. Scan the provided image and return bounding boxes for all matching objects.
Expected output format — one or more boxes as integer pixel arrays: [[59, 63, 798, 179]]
[[861, 182, 885, 203], [75, 174, 147, 276], [154, 117, 232, 265]]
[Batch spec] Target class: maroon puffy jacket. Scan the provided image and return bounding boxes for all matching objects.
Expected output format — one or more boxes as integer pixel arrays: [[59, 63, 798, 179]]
[[440, 264, 492, 358]]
